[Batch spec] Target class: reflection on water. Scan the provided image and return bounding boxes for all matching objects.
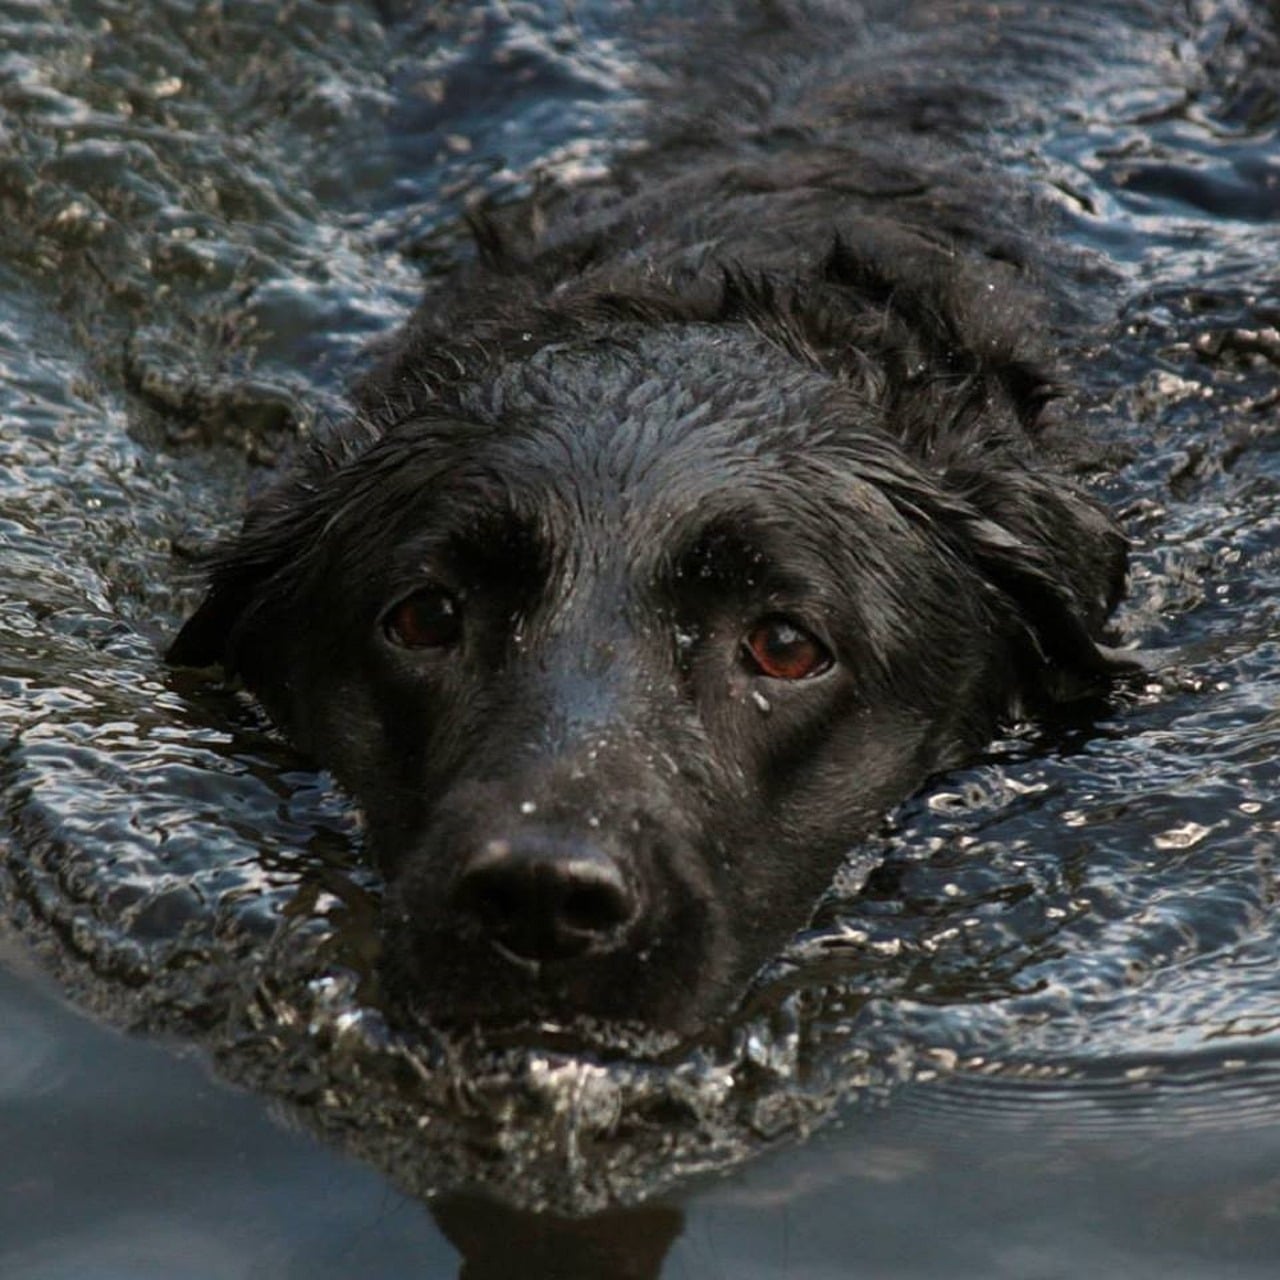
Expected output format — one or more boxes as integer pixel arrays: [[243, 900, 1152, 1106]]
[[0, 0, 1279, 1267], [434, 1195, 682, 1280]]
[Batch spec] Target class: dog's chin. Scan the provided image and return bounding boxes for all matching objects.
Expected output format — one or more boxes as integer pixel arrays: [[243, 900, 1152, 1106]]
[[385, 981, 717, 1057], [378, 925, 738, 1051]]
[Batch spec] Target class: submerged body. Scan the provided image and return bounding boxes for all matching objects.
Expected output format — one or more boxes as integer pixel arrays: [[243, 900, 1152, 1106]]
[[171, 0, 1137, 1033]]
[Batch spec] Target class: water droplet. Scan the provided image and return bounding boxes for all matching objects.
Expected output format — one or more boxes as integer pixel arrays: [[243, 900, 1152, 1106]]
[[520, 800, 537, 816], [751, 690, 771, 714]]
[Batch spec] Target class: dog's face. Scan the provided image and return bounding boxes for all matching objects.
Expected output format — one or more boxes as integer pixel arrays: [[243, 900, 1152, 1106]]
[[172, 318, 1127, 1035]]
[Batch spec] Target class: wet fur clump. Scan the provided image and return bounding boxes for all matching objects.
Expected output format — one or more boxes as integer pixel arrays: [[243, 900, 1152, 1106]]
[[170, 1, 1135, 1034]]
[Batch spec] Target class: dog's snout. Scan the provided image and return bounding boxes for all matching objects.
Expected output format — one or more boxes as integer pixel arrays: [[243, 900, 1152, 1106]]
[[450, 835, 637, 963]]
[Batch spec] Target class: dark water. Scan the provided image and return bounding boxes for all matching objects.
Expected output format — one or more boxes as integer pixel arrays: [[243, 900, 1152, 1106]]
[[1, 0, 1278, 1275]]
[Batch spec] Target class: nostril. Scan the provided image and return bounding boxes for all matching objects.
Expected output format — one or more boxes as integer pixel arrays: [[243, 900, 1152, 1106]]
[[562, 880, 631, 933], [467, 876, 525, 932], [450, 835, 637, 963]]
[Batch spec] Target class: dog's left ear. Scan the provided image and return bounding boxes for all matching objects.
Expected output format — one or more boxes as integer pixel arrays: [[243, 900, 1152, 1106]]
[[942, 465, 1141, 701]]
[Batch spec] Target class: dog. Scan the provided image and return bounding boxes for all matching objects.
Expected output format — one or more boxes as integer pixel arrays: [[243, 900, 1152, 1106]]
[[168, 0, 1137, 1035]]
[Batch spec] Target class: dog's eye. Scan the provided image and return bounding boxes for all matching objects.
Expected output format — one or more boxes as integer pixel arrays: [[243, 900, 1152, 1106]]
[[384, 587, 462, 649], [742, 616, 832, 680]]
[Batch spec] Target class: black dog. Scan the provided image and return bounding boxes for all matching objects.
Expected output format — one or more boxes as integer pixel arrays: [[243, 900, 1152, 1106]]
[[169, 1, 1134, 1034]]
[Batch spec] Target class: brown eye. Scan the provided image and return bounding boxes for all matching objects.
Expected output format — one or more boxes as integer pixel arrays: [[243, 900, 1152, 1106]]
[[742, 616, 832, 680], [384, 587, 462, 649]]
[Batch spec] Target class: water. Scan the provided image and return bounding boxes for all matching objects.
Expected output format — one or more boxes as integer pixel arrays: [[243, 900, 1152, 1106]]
[[0, 0, 1278, 1274]]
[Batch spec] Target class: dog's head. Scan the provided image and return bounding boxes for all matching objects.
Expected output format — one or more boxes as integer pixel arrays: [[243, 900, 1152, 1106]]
[[170, 243, 1130, 1034]]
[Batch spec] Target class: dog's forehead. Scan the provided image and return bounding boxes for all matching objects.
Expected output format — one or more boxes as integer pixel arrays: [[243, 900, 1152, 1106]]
[[354, 323, 929, 599], [429, 344, 868, 563], [456, 322, 843, 494]]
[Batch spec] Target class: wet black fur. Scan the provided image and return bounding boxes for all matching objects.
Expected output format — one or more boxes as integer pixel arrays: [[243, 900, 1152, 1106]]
[[170, 1, 1135, 1033]]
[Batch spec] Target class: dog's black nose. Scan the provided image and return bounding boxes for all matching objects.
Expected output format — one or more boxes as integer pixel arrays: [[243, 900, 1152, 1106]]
[[450, 836, 637, 963]]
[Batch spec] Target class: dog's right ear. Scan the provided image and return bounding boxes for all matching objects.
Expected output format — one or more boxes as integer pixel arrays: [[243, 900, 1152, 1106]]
[[166, 482, 319, 676], [166, 418, 411, 680], [166, 579, 253, 670]]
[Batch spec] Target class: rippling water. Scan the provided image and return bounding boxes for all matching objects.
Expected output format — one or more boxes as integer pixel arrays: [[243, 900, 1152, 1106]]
[[1, 0, 1278, 1274]]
